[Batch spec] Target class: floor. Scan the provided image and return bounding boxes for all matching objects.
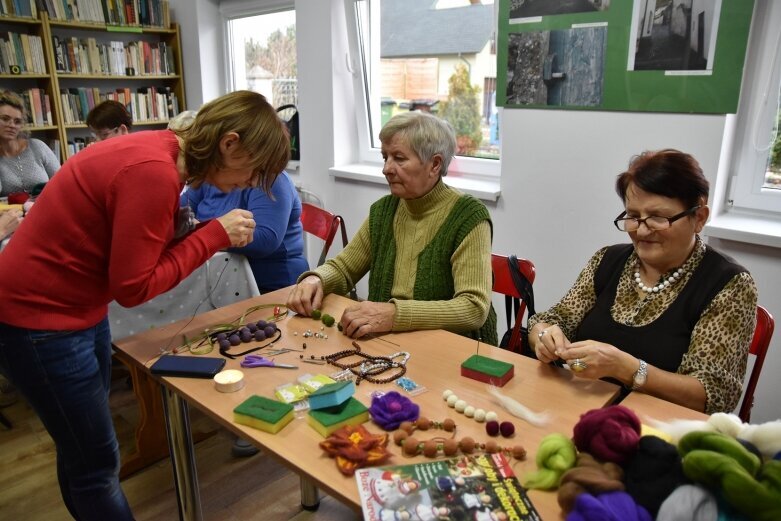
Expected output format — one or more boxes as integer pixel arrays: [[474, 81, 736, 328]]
[[0, 374, 361, 521]]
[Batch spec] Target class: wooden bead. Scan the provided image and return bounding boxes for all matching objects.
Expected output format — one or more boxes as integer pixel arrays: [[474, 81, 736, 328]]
[[399, 421, 414, 434], [511, 445, 527, 460], [485, 440, 499, 453], [442, 418, 456, 432], [422, 440, 439, 458], [442, 439, 459, 456], [416, 417, 431, 430], [403, 437, 420, 456], [393, 430, 409, 446], [460, 437, 476, 453]]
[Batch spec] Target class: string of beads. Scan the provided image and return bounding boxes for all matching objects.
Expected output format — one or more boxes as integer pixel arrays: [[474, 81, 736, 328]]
[[318, 341, 409, 385], [392, 417, 526, 460], [634, 263, 685, 293]]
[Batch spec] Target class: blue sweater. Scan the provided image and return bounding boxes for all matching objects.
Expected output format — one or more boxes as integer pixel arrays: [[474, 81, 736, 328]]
[[181, 172, 308, 292]]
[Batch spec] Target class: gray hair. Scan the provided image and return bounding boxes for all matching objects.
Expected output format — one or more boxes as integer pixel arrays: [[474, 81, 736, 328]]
[[167, 110, 198, 130], [379, 111, 456, 176]]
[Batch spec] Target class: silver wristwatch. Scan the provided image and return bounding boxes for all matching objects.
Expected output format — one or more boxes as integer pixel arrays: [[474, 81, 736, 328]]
[[631, 359, 648, 390]]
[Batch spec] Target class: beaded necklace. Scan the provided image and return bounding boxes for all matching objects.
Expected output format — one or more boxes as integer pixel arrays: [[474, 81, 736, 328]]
[[392, 417, 527, 460], [320, 341, 409, 385], [634, 262, 685, 294]]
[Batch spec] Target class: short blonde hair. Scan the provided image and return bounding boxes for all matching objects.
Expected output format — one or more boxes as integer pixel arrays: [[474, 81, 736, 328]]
[[173, 91, 290, 193], [0, 90, 27, 120]]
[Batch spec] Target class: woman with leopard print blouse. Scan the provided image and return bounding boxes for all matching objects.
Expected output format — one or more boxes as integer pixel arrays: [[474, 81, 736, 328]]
[[529, 149, 757, 414]]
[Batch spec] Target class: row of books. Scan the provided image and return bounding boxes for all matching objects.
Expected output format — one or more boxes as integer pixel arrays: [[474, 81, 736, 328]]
[[60, 86, 179, 124], [0, 31, 46, 74], [18, 87, 53, 126], [0, 0, 37, 17], [36, 0, 170, 28], [53, 35, 175, 76]]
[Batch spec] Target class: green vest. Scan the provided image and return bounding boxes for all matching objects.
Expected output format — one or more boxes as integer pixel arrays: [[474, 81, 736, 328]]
[[368, 193, 498, 345]]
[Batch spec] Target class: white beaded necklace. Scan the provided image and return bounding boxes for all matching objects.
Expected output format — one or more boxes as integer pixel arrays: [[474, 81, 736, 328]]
[[634, 262, 685, 293]]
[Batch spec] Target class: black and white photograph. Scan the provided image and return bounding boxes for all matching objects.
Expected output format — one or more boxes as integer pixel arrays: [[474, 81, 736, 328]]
[[630, 0, 722, 71], [506, 26, 607, 107], [509, 0, 611, 20]]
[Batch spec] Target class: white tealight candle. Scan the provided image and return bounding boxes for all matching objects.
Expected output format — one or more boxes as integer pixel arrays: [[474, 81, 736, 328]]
[[214, 369, 245, 393]]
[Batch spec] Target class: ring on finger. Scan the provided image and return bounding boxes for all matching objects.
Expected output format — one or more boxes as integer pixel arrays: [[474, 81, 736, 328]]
[[537, 329, 548, 340], [570, 358, 588, 372]]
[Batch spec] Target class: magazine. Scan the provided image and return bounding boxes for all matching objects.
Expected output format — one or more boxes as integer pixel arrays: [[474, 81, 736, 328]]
[[355, 453, 541, 521]]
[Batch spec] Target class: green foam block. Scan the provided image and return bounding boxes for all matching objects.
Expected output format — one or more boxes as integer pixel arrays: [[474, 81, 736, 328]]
[[307, 397, 369, 437], [233, 395, 294, 434]]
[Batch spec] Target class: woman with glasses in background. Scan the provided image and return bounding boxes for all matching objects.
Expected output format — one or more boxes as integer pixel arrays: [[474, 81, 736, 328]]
[[528, 149, 757, 414], [0, 90, 60, 196], [86, 99, 132, 142]]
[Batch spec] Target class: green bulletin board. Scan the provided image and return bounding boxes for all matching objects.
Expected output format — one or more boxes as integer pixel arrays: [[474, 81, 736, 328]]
[[497, 0, 754, 113]]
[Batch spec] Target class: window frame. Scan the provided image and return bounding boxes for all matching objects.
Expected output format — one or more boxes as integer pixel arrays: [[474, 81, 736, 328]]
[[344, 0, 502, 180], [220, 0, 296, 94], [727, 0, 781, 214]]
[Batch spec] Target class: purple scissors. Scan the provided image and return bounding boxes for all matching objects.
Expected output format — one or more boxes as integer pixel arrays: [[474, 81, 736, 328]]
[[240, 355, 298, 369]]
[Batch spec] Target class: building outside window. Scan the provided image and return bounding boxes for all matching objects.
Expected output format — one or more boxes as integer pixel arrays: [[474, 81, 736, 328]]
[[226, 9, 297, 110], [350, 0, 500, 173]]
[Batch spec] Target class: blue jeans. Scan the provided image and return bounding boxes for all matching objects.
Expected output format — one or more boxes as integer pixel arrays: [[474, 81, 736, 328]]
[[0, 318, 134, 520]]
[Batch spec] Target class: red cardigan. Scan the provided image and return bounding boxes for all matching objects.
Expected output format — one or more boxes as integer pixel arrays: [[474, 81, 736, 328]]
[[0, 130, 230, 330]]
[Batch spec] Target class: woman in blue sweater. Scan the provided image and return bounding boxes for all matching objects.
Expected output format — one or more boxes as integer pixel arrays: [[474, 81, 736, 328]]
[[181, 171, 309, 292]]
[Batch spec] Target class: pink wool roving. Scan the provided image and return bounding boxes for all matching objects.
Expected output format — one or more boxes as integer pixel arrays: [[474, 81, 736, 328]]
[[573, 405, 642, 464]]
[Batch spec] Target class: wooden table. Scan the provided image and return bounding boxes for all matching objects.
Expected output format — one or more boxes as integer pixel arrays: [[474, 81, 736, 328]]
[[113, 289, 622, 520], [620, 391, 709, 423]]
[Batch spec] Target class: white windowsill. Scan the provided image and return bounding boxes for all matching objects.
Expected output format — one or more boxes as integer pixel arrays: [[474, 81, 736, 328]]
[[704, 209, 781, 249], [329, 163, 502, 202]]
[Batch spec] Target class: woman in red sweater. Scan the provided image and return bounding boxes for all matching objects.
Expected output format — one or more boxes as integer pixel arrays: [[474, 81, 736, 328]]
[[0, 90, 289, 520]]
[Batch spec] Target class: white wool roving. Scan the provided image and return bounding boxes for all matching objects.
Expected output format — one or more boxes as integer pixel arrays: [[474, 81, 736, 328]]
[[486, 386, 552, 427], [648, 413, 781, 459]]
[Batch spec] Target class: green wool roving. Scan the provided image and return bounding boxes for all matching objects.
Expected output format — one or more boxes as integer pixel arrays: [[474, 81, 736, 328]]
[[680, 431, 781, 521], [523, 433, 577, 491]]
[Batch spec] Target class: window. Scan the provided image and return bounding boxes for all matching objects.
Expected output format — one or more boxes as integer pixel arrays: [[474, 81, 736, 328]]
[[224, 8, 297, 109], [348, 0, 500, 177], [727, 0, 781, 214]]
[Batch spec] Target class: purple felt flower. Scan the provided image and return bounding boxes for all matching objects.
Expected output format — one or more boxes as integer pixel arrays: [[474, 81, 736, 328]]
[[369, 391, 420, 431]]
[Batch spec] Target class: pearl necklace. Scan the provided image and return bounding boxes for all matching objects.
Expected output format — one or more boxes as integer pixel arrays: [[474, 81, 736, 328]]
[[634, 263, 685, 293]]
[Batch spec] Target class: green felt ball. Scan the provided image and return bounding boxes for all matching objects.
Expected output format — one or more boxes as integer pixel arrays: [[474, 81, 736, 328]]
[[311, 309, 322, 320], [321, 314, 335, 327]]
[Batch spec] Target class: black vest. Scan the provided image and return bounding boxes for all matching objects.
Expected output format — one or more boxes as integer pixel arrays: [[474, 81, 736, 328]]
[[576, 244, 746, 372]]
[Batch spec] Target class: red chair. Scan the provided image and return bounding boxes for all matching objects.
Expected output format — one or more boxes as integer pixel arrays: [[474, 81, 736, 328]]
[[491, 253, 536, 354], [738, 305, 774, 422], [300, 202, 347, 267]]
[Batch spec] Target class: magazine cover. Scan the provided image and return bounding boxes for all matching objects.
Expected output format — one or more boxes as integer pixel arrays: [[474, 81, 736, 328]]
[[355, 453, 541, 521]]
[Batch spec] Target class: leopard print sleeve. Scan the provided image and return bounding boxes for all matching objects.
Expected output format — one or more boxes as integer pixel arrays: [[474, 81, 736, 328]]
[[528, 247, 608, 341], [678, 271, 758, 414]]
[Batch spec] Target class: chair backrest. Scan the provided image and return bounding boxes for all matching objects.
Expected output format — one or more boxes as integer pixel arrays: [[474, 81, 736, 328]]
[[738, 304, 774, 422], [491, 253, 536, 353], [300, 202, 346, 267]]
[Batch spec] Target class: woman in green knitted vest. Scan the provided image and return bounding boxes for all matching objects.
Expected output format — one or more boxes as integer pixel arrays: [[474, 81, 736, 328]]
[[287, 112, 497, 344]]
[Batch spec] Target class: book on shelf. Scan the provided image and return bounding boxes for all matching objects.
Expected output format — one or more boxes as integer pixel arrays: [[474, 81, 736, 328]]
[[355, 453, 541, 521]]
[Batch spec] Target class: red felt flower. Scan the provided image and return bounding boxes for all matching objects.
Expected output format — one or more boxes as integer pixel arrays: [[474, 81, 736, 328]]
[[319, 424, 391, 475]]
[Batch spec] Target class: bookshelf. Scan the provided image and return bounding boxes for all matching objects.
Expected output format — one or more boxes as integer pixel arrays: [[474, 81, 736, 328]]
[[0, 13, 60, 158], [0, 1, 185, 160]]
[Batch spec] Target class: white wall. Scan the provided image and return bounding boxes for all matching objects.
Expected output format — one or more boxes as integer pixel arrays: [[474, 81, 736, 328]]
[[191, 0, 781, 422]]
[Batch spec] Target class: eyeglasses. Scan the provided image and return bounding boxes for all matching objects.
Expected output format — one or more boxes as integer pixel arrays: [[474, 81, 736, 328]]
[[0, 114, 25, 127], [613, 205, 701, 232], [90, 127, 119, 140]]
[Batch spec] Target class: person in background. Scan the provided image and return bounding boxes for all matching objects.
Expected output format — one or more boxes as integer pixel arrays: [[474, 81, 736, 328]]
[[0, 90, 289, 520], [287, 111, 496, 344], [86, 100, 132, 141], [529, 149, 757, 415], [0, 90, 60, 196], [181, 171, 308, 293], [177, 108, 308, 293]]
